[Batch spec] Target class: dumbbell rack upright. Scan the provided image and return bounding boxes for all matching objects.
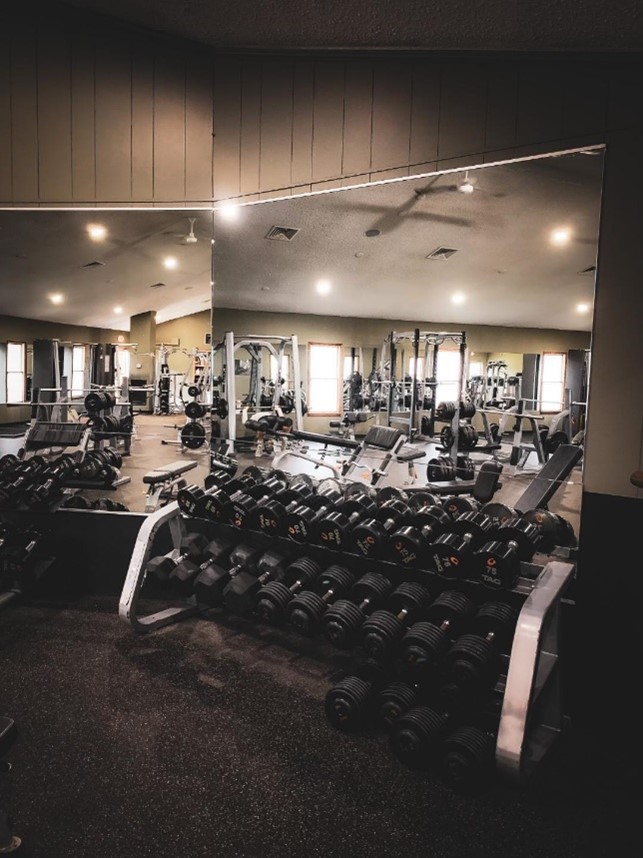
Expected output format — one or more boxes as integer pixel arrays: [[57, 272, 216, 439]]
[[119, 499, 574, 786]]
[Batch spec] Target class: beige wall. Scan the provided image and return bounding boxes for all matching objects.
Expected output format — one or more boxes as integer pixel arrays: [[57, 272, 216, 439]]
[[1, 3, 642, 496]]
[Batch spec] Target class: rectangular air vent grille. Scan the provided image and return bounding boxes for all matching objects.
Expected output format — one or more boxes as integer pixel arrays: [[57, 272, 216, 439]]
[[426, 246, 458, 260], [80, 260, 105, 269], [265, 225, 300, 241]]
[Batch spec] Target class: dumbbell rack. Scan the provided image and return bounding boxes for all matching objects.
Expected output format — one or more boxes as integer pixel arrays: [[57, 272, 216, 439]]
[[119, 499, 575, 785]]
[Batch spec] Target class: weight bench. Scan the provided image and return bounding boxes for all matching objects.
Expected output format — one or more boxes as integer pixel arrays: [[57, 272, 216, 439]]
[[143, 459, 198, 512], [342, 425, 426, 486], [414, 460, 503, 502], [514, 444, 583, 513]]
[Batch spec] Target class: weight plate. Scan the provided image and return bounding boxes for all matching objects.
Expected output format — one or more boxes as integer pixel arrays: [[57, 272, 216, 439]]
[[344, 482, 376, 501], [185, 401, 206, 420], [376, 486, 409, 506], [180, 422, 206, 449]]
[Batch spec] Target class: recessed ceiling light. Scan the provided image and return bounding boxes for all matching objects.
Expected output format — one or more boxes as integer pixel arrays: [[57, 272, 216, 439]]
[[49, 293, 64, 305], [218, 202, 240, 222], [87, 223, 107, 241], [576, 302, 591, 313], [113, 306, 123, 314], [316, 279, 332, 295], [163, 256, 178, 270], [550, 227, 572, 246], [354, 252, 365, 258], [451, 292, 466, 305], [261, 286, 271, 291]]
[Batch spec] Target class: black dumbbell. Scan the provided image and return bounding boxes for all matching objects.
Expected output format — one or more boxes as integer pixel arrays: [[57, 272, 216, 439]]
[[283, 484, 344, 543], [223, 548, 289, 615], [203, 468, 235, 492], [145, 532, 210, 586], [438, 707, 501, 792], [360, 582, 433, 660], [254, 557, 324, 625], [0, 454, 19, 473], [324, 659, 393, 733], [350, 497, 413, 559], [387, 503, 452, 568], [440, 601, 518, 704], [21, 455, 77, 509], [321, 572, 394, 648], [7, 455, 49, 479], [428, 511, 496, 580], [286, 564, 356, 636], [197, 471, 264, 521], [169, 536, 236, 596], [375, 679, 431, 732], [390, 703, 454, 771], [0, 475, 34, 508], [520, 508, 577, 553], [225, 475, 291, 529], [406, 491, 441, 511], [0, 528, 42, 583], [473, 517, 540, 590], [315, 492, 378, 550], [479, 502, 517, 526], [92, 498, 129, 511], [441, 495, 480, 521], [399, 590, 476, 677], [193, 542, 257, 607], [248, 477, 316, 535]]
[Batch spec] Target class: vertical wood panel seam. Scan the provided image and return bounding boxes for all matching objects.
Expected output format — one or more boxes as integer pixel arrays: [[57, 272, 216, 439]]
[[368, 64, 374, 171], [289, 60, 295, 187], [35, 26, 41, 200], [129, 51, 133, 201], [8, 37, 14, 199], [257, 59, 264, 197], [151, 56, 156, 200], [435, 65, 443, 161], [183, 59, 187, 201], [339, 61, 347, 176], [482, 63, 491, 151], [513, 65, 521, 147], [93, 43, 97, 200], [70, 41, 75, 199], [407, 64, 415, 168], [310, 63, 316, 182]]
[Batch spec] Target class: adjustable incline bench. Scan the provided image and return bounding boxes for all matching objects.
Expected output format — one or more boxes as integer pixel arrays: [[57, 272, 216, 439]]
[[143, 459, 198, 512], [341, 424, 426, 486], [513, 444, 583, 513]]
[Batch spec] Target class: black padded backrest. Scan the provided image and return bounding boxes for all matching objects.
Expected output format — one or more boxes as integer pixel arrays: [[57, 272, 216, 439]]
[[362, 425, 403, 450], [472, 461, 503, 503], [514, 444, 583, 513]]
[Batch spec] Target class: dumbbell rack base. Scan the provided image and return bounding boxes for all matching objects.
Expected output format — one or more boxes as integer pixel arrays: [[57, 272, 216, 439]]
[[119, 502, 575, 784], [65, 476, 131, 490]]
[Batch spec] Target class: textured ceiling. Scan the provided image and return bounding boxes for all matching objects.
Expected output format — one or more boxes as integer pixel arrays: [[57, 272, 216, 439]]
[[62, 0, 643, 51], [0, 151, 603, 332]]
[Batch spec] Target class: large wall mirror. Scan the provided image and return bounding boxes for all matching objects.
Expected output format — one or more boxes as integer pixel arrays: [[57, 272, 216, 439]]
[[210, 148, 604, 533], [0, 209, 214, 512]]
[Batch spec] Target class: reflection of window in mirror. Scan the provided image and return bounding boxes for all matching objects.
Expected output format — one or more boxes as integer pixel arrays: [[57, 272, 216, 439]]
[[540, 352, 567, 413], [436, 350, 461, 403], [6, 342, 26, 403], [308, 344, 341, 415], [408, 356, 424, 379]]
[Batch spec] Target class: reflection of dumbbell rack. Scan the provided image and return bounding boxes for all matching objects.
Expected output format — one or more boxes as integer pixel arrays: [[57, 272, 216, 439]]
[[66, 447, 131, 491], [434, 401, 480, 462]]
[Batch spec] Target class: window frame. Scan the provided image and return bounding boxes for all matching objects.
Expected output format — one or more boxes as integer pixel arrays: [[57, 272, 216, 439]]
[[539, 351, 567, 414], [6, 341, 26, 405], [307, 342, 342, 416]]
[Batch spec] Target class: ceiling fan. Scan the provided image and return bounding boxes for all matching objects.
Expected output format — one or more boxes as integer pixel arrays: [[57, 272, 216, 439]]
[[180, 217, 198, 245], [414, 170, 502, 197]]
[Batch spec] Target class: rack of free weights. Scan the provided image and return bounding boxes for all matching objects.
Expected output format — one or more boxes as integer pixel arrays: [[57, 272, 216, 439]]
[[119, 467, 576, 789]]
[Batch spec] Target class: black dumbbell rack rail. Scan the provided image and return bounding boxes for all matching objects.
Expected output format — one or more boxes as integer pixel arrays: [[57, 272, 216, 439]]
[[119, 499, 575, 785]]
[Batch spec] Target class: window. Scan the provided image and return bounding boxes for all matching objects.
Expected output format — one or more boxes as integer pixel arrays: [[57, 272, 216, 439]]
[[540, 352, 566, 413], [308, 344, 341, 414], [468, 360, 483, 378], [436, 350, 463, 404], [71, 345, 86, 397], [343, 355, 360, 379], [270, 354, 289, 385], [407, 357, 424, 379], [6, 342, 26, 404]]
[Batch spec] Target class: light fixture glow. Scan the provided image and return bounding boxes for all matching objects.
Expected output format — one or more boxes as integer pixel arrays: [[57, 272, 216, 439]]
[[576, 302, 591, 314], [218, 202, 241, 223], [550, 227, 572, 246], [451, 292, 466, 305], [113, 306, 123, 314], [457, 172, 475, 194], [316, 279, 332, 295], [163, 256, 178, 270], [87, 223, 107, 241], [49, 293, 64, 305]]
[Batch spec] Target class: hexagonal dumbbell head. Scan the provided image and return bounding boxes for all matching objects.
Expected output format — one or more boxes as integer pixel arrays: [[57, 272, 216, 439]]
[[322, 572, 393, 649], [287, 564, 356, 637], [254, 557, 322, 626], [223, 549, 288, 615], [360, 582, 433, 660]]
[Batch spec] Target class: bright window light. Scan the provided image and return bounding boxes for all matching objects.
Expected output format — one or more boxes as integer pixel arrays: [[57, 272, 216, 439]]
[[468, 360, 483, 378], [343, 355, 360, 379], [408, 357, 424, 379], [270, 354, 289, 385], [6, 342, 26, 404], [436, 350, 462, 403], [540, 352, 566, 413], [308, 344, 341, 414], [550, 227, 572, 246], [316, 279, 332, 296], [71, 345, 86, 398], [87, 223, 107, 241]]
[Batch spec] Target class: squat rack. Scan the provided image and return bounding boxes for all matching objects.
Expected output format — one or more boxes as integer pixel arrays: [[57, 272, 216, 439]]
[[214, 333, 304, 455]]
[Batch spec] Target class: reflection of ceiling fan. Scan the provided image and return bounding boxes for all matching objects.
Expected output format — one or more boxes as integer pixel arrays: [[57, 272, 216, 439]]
[[414, 171, 503, 197], [181, 217, 198, 244]]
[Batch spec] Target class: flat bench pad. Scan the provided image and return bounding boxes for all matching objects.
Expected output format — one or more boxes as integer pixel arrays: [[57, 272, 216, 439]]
[[143, 460, 198, 485]]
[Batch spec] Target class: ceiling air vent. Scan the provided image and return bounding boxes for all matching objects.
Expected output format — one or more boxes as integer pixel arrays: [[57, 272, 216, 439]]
[[577, 265, 596, 275], [426, 246, 458, 260], [265, 225, 300, 242], [80, 260, 105, 269], [149, 282, 166, 289]]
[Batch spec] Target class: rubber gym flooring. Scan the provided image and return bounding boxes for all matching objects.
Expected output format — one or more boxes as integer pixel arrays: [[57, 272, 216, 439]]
[[2, 416, 624, 857]]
